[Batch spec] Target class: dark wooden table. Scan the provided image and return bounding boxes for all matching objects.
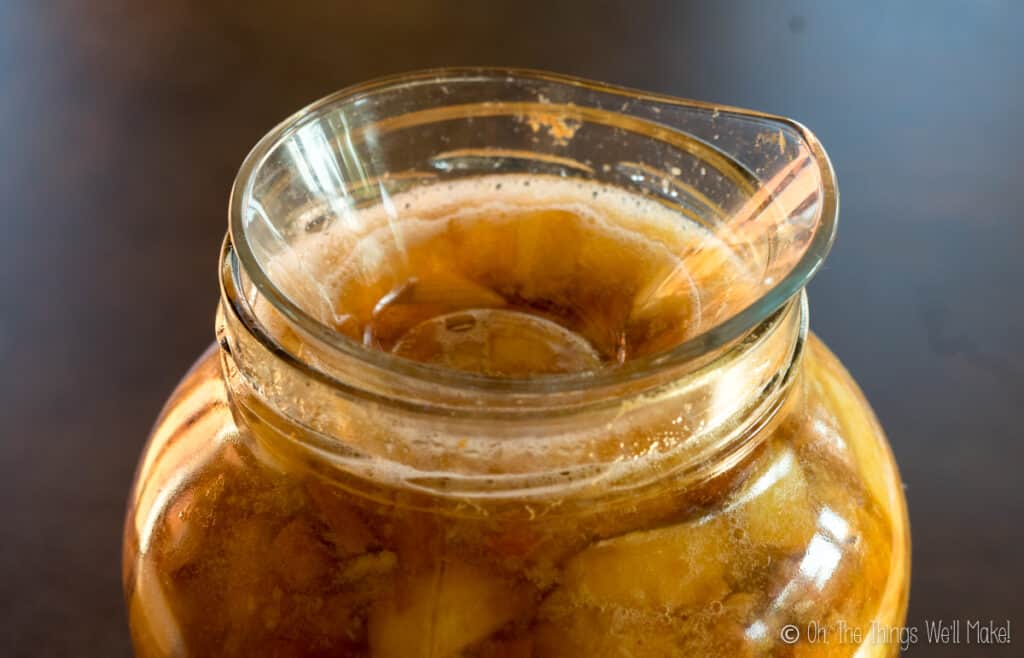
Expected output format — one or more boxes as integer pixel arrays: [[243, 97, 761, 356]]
[[2, 1, 1021, 655]]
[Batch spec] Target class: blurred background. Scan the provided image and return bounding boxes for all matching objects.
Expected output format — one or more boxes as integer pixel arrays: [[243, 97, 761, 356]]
[[2, 1, 1021, 655]]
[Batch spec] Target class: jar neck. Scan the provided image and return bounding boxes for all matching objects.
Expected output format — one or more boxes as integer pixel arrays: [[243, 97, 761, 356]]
[[217, 238, 807, 509]]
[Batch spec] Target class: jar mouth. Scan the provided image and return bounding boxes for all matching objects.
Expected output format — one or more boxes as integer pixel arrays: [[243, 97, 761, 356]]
[[227, 67, 837, 395]]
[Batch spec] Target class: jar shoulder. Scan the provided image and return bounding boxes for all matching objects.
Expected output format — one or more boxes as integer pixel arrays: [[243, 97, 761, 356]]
[[799, 333, 908, 527]]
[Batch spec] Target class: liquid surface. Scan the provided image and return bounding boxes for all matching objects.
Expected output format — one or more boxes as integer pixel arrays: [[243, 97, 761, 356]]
[[267, 175, 757, 376]]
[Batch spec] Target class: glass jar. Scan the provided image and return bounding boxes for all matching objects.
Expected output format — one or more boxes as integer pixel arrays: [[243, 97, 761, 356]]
[[123, 69, 909, 658]]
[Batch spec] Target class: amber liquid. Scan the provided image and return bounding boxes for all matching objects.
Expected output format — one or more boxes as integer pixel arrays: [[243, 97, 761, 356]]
[[270, 174, 753, 377], [128, 175, 903, 658]]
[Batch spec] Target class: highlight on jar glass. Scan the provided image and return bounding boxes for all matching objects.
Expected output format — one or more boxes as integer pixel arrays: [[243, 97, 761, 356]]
[[123, 68, 909, 657]]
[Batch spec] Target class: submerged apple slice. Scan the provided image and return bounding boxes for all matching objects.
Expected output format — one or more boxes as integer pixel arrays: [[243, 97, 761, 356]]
[[559, 515, 732, 611], [731, 446, 818, 553], [368, 560, 531, 658]]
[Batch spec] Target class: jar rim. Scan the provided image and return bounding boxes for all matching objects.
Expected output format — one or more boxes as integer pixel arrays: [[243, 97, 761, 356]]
[[226, 67, 837, 395]]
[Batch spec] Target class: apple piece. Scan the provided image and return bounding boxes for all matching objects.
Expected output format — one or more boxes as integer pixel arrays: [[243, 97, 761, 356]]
[[559, 516, 731, 611], [270, 519, 333, 591], [305, 480, 376, 557], [339, 550, 397, 584], [369, 560, 531, 658], [732, 447, 818, 553]]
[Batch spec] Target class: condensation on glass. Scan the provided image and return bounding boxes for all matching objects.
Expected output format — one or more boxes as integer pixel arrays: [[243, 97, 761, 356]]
[[123, 69, 910, 658]]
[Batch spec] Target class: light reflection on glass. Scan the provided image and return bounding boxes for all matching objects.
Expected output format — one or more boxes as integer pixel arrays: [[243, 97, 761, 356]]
[[285, 139, 321, 202], [297, 123, 351, 222], [818, 506, 850, 542], [734, 449, 796, 505], [811, 416, 849, 457], [799, 534, 842, 589], [745, 619, 768, 641]]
